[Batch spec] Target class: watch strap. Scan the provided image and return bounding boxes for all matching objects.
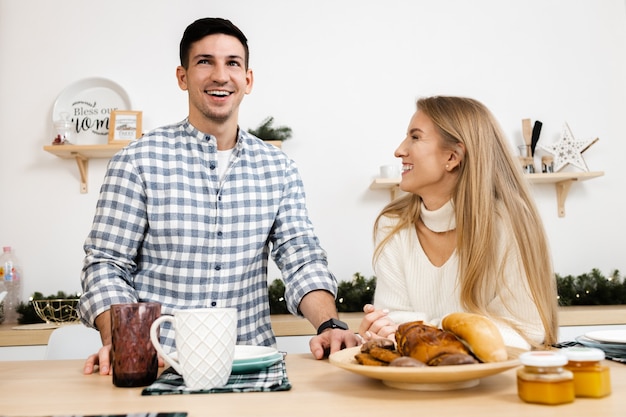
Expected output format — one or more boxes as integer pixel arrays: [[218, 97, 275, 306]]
[[316, 318, 349, 335]]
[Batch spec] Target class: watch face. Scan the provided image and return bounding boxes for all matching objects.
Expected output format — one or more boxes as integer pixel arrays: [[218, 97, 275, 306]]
[[317, 318, 349, 334], [331, 318, 348, 329]]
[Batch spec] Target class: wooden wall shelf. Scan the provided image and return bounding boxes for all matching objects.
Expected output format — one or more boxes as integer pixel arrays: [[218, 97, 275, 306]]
[[369, 177, 402, 200], [43, 144, 126, 193], [369, 171, 604, 217], [525, 171, 604, 217], [44, 141, 283, 194]]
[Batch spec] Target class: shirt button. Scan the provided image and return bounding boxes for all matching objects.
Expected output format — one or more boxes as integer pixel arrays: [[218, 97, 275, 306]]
[[215, 264, 221, 271], [209, 164, 216, 170], [217, 231, 223, 237], [211, 301, 217, 307]]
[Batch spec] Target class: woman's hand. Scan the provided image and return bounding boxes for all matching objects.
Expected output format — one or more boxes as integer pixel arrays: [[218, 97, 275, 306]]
[[358, 304, 398, 342]]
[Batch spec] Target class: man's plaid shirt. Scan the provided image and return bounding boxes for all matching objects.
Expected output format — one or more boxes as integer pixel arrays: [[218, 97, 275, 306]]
[[79, 119, 336, 351]]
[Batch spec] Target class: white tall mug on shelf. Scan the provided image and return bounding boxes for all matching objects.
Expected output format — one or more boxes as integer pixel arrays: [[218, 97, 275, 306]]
[[150, 308, 238, 390]]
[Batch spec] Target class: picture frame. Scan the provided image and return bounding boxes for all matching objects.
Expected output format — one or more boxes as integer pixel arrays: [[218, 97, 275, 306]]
[[108, 110, 142, 144]]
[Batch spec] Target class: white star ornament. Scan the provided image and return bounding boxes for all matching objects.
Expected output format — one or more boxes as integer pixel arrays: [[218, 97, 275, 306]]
[[540, 123, 598, 172]]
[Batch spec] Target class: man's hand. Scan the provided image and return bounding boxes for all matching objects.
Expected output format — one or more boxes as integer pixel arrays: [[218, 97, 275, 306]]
[[309, 328, 361, 360], [83, 343, 165, 375], [83, 344, 113, 375]]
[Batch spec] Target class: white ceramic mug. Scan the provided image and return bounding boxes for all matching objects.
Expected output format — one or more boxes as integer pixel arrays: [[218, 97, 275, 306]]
[[380, 165, 400, 178], [150, 307, 238, 390]]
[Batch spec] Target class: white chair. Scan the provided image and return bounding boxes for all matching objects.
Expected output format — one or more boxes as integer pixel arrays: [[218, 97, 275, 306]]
[[45, 323, 102, 360]]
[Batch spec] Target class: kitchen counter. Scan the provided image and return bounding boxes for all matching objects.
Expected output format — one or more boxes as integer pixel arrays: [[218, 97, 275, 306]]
[[0, 312, 365, 347], [1, 352, 625, 416], [0, 305, 626, 347], [2, 306, 625, 348]]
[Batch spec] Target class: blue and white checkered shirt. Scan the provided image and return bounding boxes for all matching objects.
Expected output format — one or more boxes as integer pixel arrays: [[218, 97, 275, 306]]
[[79, 119, 336, 351]]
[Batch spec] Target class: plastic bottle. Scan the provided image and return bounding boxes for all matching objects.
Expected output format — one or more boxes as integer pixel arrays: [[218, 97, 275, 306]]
[[0, 246, 22, 324], [0, 278, 7, 324]]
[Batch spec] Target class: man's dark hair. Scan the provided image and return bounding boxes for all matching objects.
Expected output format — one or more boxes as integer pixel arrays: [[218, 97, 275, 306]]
[[179, 17, 249, 69]]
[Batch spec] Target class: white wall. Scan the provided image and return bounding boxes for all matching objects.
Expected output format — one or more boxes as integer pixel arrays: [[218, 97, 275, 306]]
[[1, 0, 625, 299]]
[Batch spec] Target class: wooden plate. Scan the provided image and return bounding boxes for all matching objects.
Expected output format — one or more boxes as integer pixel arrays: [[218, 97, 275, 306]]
[[329, 345, 524, 391]]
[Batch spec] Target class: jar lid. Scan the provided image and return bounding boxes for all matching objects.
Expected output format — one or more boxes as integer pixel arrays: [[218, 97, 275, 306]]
[[519, 350, 568, 367], [561, 346, 605, 361]]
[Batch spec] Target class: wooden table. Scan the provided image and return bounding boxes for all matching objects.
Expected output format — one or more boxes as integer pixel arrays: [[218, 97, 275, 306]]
[[1, 354, 624, 416]]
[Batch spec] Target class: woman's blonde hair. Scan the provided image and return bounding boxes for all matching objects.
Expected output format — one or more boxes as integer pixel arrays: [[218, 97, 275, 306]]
[[373, 96, 557, 347]]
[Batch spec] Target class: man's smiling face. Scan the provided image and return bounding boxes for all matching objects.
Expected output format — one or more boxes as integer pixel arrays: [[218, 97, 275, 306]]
[[177, 33, 253, 127]]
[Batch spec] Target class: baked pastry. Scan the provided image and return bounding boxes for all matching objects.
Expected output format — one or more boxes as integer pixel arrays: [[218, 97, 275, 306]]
[[441, 312, 507, 362], [355, 353, 388, 366], [395, 321, 470, 364], [427, 352, 478, 366], [369, 346, 402, 363], [360, 338, 395, 353], [389, 356, 426, 367]]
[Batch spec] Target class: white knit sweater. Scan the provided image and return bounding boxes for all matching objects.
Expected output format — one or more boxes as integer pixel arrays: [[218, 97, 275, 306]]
[[373, 202, 544, 349]]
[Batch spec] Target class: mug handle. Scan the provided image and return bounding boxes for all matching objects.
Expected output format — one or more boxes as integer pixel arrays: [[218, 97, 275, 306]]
[[150, 315, 182, 375]]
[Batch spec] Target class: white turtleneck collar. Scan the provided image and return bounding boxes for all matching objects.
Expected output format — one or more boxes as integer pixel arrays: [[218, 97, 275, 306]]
[[420, 200, 456, 233]]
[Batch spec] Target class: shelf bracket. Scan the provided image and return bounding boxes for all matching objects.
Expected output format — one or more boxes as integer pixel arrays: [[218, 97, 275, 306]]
[[555, 179, 575, 218], [74, 154, 88, 194], [389, 185, 399, 200]]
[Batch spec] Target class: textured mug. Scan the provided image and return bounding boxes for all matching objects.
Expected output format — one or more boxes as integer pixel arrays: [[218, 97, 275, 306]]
[[150, 307, 238, 390]]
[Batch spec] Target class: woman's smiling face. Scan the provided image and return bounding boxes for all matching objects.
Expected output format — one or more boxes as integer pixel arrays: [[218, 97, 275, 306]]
[[394, 110, 458, 206]]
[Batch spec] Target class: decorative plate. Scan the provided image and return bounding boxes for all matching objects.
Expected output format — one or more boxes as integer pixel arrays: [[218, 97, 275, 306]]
[[233, 345, 279, 362], [52, 77, 131, 145], [329, 346, 524, 391], [584, 330, 626, 344], [231, 353, 283, 374]]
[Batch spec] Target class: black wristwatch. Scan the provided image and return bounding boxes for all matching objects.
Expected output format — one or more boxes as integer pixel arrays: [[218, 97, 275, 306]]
[[316, 318, 349, 335]]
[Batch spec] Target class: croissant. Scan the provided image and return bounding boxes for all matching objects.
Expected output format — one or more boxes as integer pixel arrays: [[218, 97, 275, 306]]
[[395, 321, 471, 364]]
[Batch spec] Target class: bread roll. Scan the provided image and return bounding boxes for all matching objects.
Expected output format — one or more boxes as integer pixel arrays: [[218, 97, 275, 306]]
[[441, 312, 507, 363]]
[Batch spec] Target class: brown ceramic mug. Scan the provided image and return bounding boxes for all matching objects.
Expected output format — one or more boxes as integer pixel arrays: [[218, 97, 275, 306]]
[[110, 302, 161, 387]]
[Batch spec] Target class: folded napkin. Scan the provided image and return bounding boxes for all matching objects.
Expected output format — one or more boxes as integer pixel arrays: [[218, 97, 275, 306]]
[[141, 360, 291, 395]]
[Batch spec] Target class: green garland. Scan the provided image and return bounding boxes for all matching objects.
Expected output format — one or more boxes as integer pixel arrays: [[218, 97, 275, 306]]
[[248, 116, 293, 141], [556, 268, 626, 306], [9, 269, 624, 324], [269, 269, 626, 313], [269, 273, 376, 314]]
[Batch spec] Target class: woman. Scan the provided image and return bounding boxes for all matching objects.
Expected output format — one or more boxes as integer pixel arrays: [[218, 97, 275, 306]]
[[359, 96, 557, 349]]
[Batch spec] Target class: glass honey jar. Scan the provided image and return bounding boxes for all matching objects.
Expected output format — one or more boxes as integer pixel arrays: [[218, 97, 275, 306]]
[[562, 347, 611, 398], [517, 351, 575, 405]]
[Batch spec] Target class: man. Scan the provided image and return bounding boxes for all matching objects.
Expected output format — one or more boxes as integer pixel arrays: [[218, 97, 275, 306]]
[[80, 17, 359, 375]]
